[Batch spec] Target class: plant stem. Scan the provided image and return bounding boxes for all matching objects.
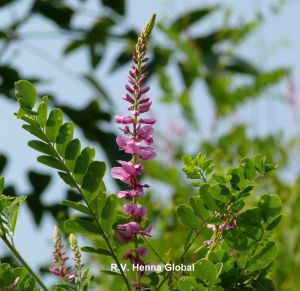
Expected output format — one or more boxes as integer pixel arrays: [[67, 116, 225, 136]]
[[143, 236, 178, 282], [2, 236, 49, 291]]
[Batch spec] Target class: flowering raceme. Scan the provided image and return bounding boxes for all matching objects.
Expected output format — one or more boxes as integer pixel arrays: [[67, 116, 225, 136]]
[[49, 226, 76, 281], [111, 14, 156, 288]]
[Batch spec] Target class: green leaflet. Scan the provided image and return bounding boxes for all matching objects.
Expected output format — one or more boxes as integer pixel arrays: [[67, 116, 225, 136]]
[[45, 108, 63, 142], [81, 161, 106, 199], [81, 246, 112, 257], [73, 147, 95, 184], [56, 122, 74, 157], [58, 172, 77, 188], [22, 124, 48, 142], [28, 140, 54, 156], [0, 194, 26, 236], [65, 138, 81, 171], [258, 194, 282, 223], [247, 241, 278, 272], [37, 95, 48, 128], [237, 208, 263, 239], [65, 219, 102, 235], [192, 258, 218, 285], [176, 204, 200, 229], [101, 195, 116, 234], [199, 184, 217, 211], [241, 157, 256, 180], [62, 200, 91, 215], [14, 80, 37, 109], [37, 155, 65, 171], [178, 277, 198, 291]]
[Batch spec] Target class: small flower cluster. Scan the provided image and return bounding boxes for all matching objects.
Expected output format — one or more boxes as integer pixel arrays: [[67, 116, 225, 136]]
[[49, 226, 76, 280], [111, 14, 156, 289], [204, 211, 239, 248]]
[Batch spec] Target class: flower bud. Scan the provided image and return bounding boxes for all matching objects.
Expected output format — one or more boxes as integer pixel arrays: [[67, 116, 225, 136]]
[[69, 233, 81, 270]]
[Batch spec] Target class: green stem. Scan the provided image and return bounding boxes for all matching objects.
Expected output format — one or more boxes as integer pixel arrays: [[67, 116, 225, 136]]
[[143, 236, 178, 282], [143, 236, 166, 265], [1, 236, 49, 291]]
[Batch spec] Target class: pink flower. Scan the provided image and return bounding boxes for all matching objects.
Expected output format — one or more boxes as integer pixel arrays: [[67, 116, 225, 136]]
[[207, 223, 216, 232], [138, 146, 156, 160], [117, 189, 143, 199], [130, 281, 144, 290], [123, 247, 147, 261], [115, 115, 134, 124], [116, 135, 128, 150], [49, 267, 76, 280], [136, 125, 154, 145], [140, 224, 152, 237], [111, 161, 143, 185], [116, 222, 141, 243], [116, 136, 156, 160], [203, 240, 213, 247], [123, 249, 133, 260], [124, 204, 147, 220], [135, 247, 147, 257], [140, 118, 156, 124]]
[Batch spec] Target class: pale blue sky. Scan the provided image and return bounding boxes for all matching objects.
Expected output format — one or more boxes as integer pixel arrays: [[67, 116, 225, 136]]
[[0, 0, 299, 285]]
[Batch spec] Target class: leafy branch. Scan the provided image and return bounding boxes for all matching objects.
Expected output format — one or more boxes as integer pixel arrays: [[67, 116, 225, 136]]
[[14, 80, 132, 291]]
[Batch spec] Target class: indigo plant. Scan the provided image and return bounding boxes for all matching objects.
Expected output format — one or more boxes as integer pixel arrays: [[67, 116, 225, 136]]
[[0, 13, 283, 291]]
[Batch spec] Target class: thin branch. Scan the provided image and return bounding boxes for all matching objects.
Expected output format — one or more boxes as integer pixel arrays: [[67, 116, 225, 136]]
[[1, 236, 49, 291]]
